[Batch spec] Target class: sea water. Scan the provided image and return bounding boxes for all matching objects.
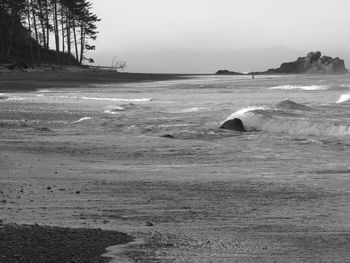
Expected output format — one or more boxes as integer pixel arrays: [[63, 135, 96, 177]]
[[1, 74, 350, 262]]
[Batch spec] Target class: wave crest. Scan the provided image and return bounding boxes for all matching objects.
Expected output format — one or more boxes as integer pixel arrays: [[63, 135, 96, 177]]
[[336, 94, 350, 104], [258, 118, 350, 136], [81, 97, 152, 102], [181, 107, 208, 113], [224, 100, 350, 136], [104, 106, 125, 114], [274, 100, 313, 111], [72, 117, 92, 123], [269, 85, 328, 91], [224, 106, 266, 121]]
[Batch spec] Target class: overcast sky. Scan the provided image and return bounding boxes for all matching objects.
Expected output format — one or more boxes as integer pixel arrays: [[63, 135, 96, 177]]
[[89, 0, 350, 73]]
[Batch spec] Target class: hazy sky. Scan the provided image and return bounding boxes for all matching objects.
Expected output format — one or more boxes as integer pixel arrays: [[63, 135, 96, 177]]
[[89, 0, 350, 73]]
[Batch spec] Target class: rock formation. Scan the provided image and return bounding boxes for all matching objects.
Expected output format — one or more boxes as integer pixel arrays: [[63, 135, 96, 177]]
[[220, 118, 246, 132], [216, 70, 244, 75], [264, 51, 348, 74]]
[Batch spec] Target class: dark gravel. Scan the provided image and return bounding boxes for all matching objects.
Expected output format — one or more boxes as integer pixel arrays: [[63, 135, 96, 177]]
[[0, 224, 132, 263]]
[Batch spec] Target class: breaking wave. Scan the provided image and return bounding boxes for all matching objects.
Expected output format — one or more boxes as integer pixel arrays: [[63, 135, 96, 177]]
[[249, 117, 350, 136], [81, 97, 152, 102], [181, 107, 208, 113], [32, 94, 153, 102], [223, 100, 350, 136], [336, 94, 350, 104], [72, 117, 92, 123], [269, 85, 328, 91], [1, 95, 25, 101], [104, 106, 125, 114], [224, 106, 266, 121], [37, 89, 52, 93]]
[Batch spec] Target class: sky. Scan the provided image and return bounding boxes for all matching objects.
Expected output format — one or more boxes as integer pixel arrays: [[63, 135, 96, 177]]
[[89, 0, 350, 73]]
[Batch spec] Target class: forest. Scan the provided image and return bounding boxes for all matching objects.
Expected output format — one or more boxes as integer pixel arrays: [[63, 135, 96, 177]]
[[0, 0, 100, 66]]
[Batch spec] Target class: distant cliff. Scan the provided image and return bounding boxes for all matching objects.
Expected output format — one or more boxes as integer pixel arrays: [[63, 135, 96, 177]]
[[263, 51, 348, 74]]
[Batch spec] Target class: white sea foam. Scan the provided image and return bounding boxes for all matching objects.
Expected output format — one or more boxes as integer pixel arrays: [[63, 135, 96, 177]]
[[232, 111, 350, 136], [258, 118, 350, 136], [37, 89, 52, 93], [81, 97, 152, 102], [7, 97, 25, 101], [181, 107, 207, 113], [340, 84, 350, 88], [224, 106, 266, 122], [158, 124, 190, 128], [104, 106, 125, 114], [72, 117, 92, 123], [336, 94, 350, 103], [269, 85, 328, 91], [224, 104, 350, 136]]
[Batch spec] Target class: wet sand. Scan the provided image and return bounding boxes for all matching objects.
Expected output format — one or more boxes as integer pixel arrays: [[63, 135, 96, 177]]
[[0, 69, 186, 262], [1, 135, 350, 262], [1, 72, 350, 262], [0, 69, 187, 92]]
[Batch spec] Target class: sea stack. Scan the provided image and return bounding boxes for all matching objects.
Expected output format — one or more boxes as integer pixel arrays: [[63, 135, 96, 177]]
[[264, 51, 348, 74]]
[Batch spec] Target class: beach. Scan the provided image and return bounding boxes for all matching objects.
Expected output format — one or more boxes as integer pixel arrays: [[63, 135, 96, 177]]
[[1, 71, 350, 262], [0, 68, 187, 92], [1, 69, 186, 262]]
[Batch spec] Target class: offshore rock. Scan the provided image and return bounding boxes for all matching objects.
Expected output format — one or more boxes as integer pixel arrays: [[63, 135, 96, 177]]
[[215, 70, 245, 75], [264, 51, 348, 74], [220, 118, 246, 132]]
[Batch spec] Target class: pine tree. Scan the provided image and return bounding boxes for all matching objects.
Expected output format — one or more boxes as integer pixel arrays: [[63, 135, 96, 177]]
[[1, 0, 99, 65]]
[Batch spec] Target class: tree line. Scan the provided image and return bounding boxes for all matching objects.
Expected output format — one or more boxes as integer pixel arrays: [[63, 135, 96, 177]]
[[0, 0, 100, 65]]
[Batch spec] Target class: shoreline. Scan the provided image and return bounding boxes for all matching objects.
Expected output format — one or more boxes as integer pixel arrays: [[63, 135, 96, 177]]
[[1, 73, 350, 262], [0, 224, 132, 263], [0, 69, 192, 92]]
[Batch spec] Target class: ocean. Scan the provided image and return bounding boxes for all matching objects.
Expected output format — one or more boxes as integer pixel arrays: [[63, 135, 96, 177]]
[[1, 74, 350, 262]]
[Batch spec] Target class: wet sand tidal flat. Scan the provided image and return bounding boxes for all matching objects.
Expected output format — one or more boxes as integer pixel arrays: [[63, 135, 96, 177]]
[[1, 72, 350, 262]]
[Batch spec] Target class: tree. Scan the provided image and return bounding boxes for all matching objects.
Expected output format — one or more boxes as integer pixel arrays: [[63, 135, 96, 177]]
[[71, 0, 100, 65], [1, 0, 26, 60], [30, 0, 42, 64], [0, 0, 100, 65]]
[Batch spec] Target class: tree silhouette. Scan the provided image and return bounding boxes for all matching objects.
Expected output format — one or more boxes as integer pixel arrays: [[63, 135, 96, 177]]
[[0, 0, 100, 65]]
